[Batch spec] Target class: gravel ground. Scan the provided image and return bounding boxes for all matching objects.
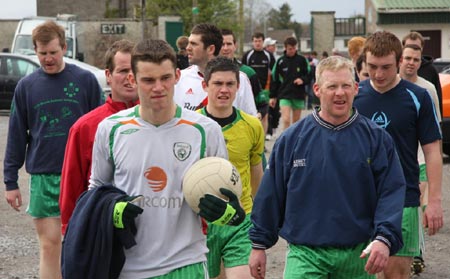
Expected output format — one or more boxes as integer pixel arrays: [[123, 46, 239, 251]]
[[0, 112, 449, 278]]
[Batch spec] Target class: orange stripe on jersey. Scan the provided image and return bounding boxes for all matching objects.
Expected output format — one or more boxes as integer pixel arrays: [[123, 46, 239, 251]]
[[120, 119, 140, 126], [176, 119, 195, 126]]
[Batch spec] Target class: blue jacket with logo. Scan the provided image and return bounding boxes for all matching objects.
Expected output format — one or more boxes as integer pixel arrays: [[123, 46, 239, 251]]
[[4, 63, 102, 190], [249, 109, 405, 254]]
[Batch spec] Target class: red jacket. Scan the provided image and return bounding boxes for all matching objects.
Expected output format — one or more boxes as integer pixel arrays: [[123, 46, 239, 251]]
[[60, 96, 139, 234]]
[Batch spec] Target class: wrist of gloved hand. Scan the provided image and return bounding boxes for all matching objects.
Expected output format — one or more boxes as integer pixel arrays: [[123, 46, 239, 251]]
[[113, 196, 144, 233], [198, 188, 245, 226]]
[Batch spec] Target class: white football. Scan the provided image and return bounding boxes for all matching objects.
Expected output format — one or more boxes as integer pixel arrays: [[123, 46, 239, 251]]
[[182, 157, 242, 213]]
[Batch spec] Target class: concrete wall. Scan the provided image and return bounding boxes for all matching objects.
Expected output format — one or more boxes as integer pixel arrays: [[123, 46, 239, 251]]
[[365, 0, 378, 34], [0, 20, 19, 52], [78, 19, 157, 67], [311, 11, 336, 56], [37, 0, 141, 20]]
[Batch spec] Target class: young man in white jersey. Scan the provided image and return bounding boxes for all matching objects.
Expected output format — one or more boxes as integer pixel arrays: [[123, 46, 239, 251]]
[[174, 23, 257, 116], [199, 57, 265, 278], [86, 39, 245, 278]]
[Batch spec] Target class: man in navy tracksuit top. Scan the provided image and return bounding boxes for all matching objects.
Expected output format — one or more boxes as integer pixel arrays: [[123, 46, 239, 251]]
[[249, 56, 406, 279], [354, 31, 443, 279]]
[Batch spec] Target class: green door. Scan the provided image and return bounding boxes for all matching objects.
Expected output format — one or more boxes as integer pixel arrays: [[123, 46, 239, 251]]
[[166, 21, 184, 51]]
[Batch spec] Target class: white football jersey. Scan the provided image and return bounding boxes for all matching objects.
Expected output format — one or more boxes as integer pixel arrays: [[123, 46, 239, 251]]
[[89, 105, 228, 278], [174, 65, 257, 115]]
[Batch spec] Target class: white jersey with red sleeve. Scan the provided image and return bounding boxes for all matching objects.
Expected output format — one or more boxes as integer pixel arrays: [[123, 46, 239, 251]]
[[174, 65, 257, 115]]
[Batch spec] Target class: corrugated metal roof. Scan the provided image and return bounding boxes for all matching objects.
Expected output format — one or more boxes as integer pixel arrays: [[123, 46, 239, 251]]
[[373, 0, 450, 11]]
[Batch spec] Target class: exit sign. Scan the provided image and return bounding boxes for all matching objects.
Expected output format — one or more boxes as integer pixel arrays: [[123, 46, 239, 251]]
[[101, 24, 126, 34]]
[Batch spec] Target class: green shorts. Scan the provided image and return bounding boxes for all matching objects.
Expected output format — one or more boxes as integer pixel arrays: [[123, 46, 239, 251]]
[[279, 99, 305, 110], [395, 207, 421, 257], [284, 242, 374, 279], [27, 174, 61, 218], [206, 214, 252, 277], [149, 262, 208, 279], [419, 164, 427, 182]]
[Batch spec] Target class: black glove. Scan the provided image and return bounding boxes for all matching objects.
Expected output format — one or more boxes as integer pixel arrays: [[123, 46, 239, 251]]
[[113, 196, 144, 234], [198, 188, 245, 226]]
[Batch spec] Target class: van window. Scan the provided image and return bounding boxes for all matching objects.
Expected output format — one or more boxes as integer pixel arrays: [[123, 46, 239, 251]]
[[13, 35, 35, 55]]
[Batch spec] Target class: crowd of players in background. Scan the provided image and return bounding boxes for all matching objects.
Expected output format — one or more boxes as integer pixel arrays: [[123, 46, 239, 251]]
[[3, 19, 443, 279]]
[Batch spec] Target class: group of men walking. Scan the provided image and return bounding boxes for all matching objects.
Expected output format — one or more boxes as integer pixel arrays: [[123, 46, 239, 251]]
[[3, 18, 443, 279]]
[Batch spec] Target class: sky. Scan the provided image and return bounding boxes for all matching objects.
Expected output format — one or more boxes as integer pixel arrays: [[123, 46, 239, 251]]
[[270, 0, 365, 23], [2, 0, 364, 22], [2, 1, 37, 19]]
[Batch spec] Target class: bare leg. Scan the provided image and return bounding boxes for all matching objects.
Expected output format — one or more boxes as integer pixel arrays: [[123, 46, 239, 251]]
[[34, 217, 62, 279], [377, 256, 412, 279], [292, 109, 302, 124], [224, 265, 252, 279], [261, 113, 269, 135], [280, 106, 292, 130]]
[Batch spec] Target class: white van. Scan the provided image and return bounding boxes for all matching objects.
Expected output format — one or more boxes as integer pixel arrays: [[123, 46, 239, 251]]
[[11, 14, 84, 61]]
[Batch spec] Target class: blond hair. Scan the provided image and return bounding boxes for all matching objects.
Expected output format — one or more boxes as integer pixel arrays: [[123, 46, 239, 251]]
[[315, 56, 355, 86]]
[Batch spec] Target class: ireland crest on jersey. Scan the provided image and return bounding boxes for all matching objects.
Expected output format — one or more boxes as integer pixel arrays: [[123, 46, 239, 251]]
[[173, 142, 191, 161]]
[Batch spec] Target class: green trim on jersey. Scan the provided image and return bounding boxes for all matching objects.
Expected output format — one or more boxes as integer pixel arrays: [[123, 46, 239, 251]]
[[177, 106, 207, 158], [192, 123, 207, 158]]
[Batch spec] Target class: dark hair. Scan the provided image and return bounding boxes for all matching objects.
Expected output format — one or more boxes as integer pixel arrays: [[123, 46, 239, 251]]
[[131, 39, 177, 76], [363, 31, 403, 63], [191, 23, 223, 56], [204, 56, 240, 84], [284, 36, 297, 47], [32, 20, 66, 49], [176, 35, 189, 55], [104, 39, 134, 72], [221, 29, 236, 43], [355, 53, 366, 73], [403, 43, 422, 52], [252, 32, 265, 40], [311, 50, 318, 56], [402, 31, 424, 48]]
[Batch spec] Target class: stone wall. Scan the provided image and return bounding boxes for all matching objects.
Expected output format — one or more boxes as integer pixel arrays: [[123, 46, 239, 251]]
[[36, 0, 141, 20], [0, 20, 19, 52], [78, 19, 157, 67], [311, 11, 336, 56]]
